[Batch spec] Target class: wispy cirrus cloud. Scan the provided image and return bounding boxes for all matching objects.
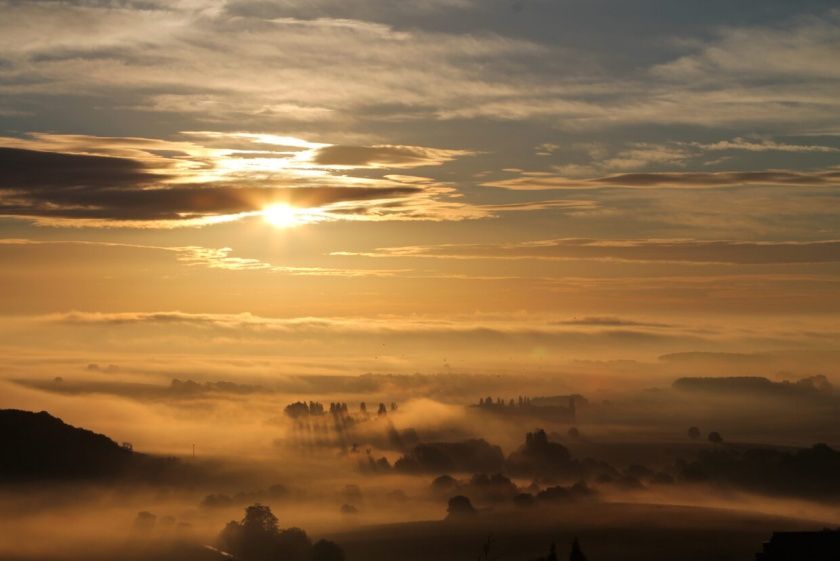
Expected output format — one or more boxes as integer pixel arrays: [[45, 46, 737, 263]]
[[550, 316, 675, 328], [695, 138, 840, 154], [483, 169, 840, 190], [1, 1, 839, 134], [0, 238, 404, 277], [333, 238, 840, 265], [537, 137, 840, 179]]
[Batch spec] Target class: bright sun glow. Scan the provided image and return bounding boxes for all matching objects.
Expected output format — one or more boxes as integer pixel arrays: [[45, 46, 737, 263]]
[[263, 204, 302, 228]]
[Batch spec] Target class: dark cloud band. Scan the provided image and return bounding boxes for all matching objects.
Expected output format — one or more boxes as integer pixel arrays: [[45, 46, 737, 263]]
[[0, 147, 421, 221]]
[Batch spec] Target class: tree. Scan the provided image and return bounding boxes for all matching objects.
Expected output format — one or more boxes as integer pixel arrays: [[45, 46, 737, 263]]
[[708, 431, 723, 444], [242, 504, 279, 534], [569, 537, 589, 561], [311, 539, 345, 561], [215, 504, 336, 561], [431, 474, 458, 493], [132, 511, 156, 536], [688, 426, 701, 440], [446, 495, 477, 520], [284, 402, 309, 419], [275, 527, 312, 561], [237, 504, 282, 561]]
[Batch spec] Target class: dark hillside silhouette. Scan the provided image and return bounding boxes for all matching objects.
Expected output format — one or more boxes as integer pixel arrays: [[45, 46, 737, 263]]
[[0, 409, 182, 482], [0, 409, 134, 479], [673, 376, 835, 400]]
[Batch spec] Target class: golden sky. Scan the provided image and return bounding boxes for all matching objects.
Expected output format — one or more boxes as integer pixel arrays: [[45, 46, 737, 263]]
[[0, 0, 839, 379]]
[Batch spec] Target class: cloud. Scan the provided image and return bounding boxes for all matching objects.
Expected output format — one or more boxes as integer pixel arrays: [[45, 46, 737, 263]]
[[0, 147, 419, 220], [311, 145, 471, 168], [652, 12, 840, 82], [2, 0, 837, 135], [0, 146, 169, 189], [14, 309, 840, 364], [478, 199, 598, 212], [696, 138, 840, 154], [551, 317, 674, 328], [23, 310, 698, 351], [332, 238, 840, 265], [0, 238, 405, 277], [0, 133, 484, 227], [525, 137, 839, 180], [0, 2, 547, 127], [483, 169, 840, 190]]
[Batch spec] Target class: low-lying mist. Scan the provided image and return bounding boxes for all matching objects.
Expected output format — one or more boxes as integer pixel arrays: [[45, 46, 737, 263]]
[[1, 366, 839, 560]]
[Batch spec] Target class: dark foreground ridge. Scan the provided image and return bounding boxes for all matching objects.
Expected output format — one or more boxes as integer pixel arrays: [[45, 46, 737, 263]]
[[755, 530, 840, 561], [0, 408, 180, 481]]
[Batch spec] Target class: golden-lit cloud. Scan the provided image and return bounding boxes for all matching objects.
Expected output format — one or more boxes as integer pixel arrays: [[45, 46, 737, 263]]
[[311, 145, 471, 168], [0, 133, 483, 227]]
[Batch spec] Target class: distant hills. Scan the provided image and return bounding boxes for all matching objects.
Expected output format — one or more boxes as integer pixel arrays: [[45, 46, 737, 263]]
[[673, 375, 834, 399], [0, 409, 178, 481]]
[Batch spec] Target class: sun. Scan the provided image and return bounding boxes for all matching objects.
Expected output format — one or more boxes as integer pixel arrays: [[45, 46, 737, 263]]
[[263, 204, 301, 228]]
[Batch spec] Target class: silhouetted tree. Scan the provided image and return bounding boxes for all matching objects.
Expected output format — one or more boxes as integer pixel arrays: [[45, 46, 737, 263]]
[[445, 495, 477, 520], [275, 527, 312, 561], [431, 474, 458, 493], [340, 504, 358, 514], [133, 511, 157, 536], [688, 426, 701, 440], [708, 431, 724, 444], [467, 473, 518, 502], [242, 504, 279, 533], [478, 534, 497, 561], [284, 402, 309, 419], [311, 539, 345, 561], [377, 403, 387, 416], [216, 504, 333, 561], [569, 537, 588, 561], [202, 493, 234, 508], [513, 492, 535, 508]]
